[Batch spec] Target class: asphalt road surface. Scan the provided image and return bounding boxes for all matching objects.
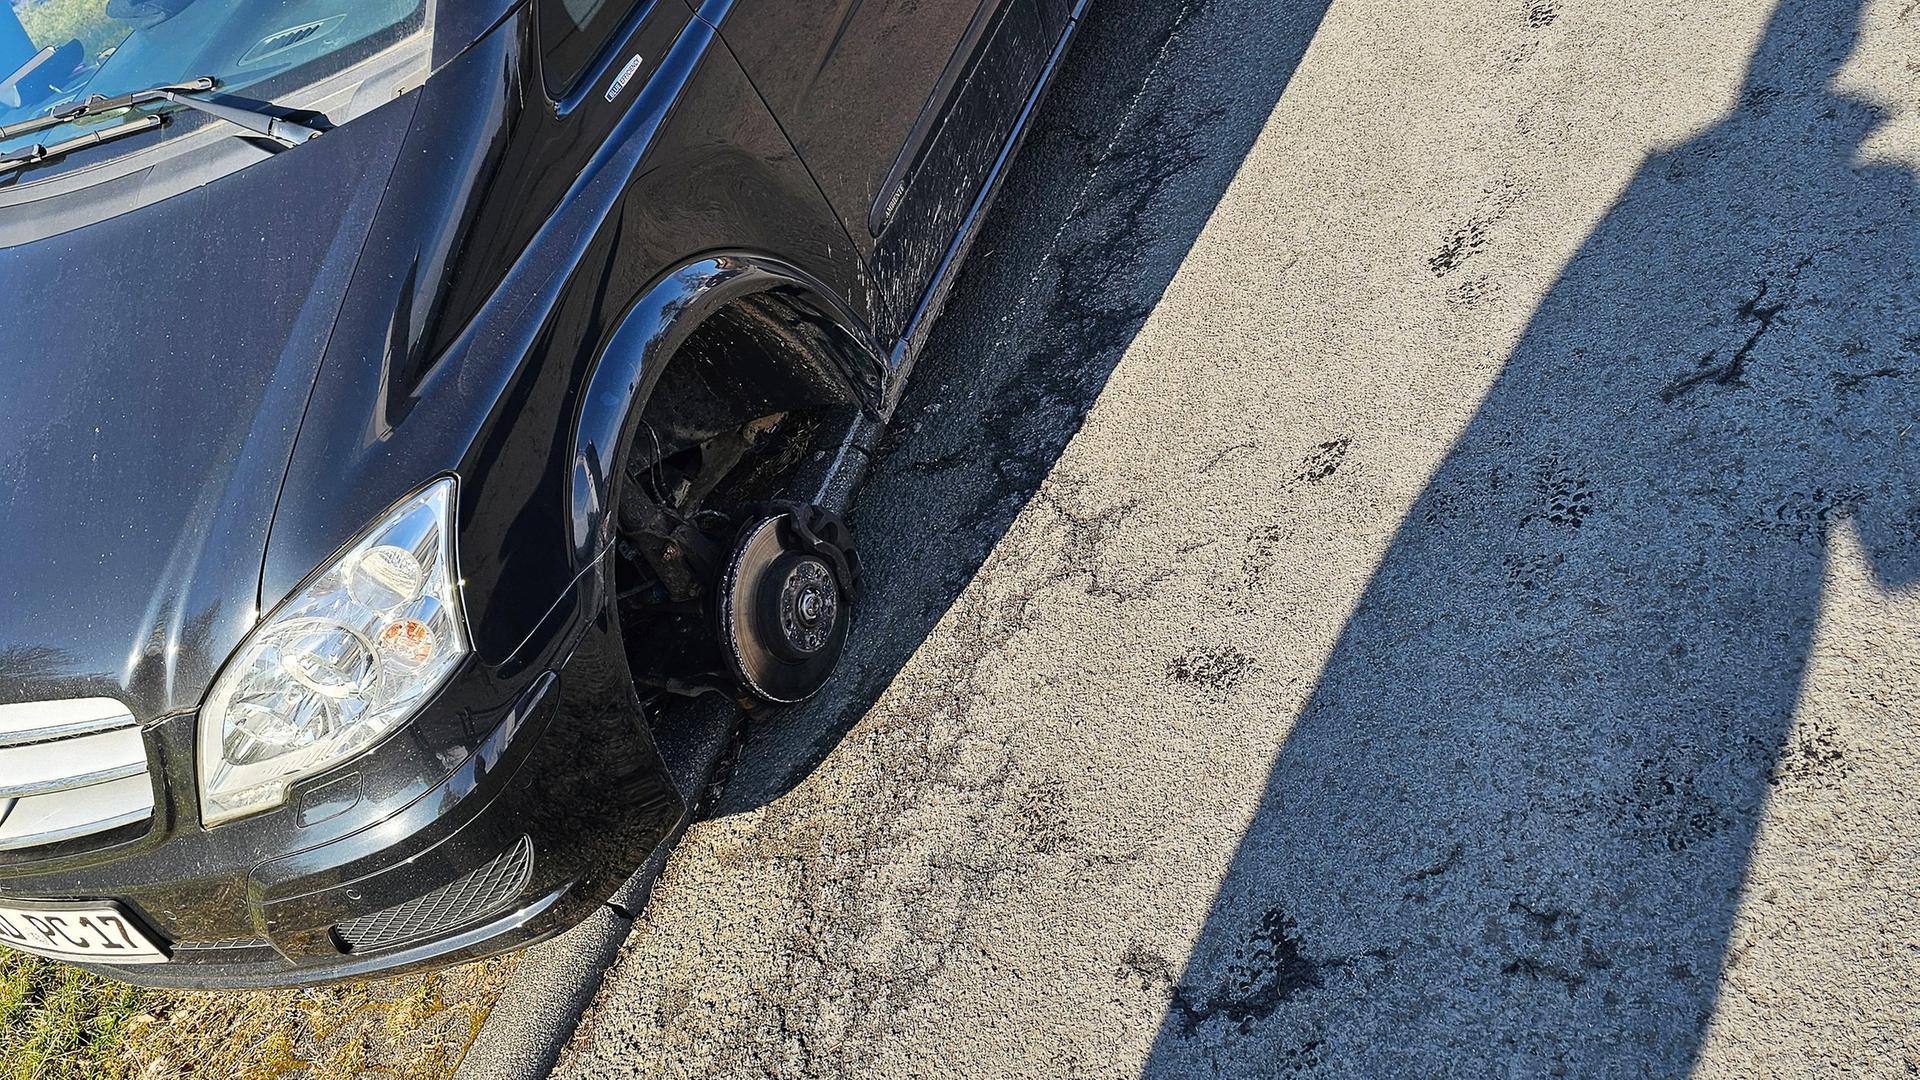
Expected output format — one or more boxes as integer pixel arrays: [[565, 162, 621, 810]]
[[554, 0, 1920, 1075]]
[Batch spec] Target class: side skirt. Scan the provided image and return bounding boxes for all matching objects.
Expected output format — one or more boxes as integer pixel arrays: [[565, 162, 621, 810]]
[[807, 0, 1091, 510], [884, 0, 1091, 412]]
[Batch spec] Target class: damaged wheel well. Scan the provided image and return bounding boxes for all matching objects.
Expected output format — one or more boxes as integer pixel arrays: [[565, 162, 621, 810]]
[[612, 290, 868, 698]]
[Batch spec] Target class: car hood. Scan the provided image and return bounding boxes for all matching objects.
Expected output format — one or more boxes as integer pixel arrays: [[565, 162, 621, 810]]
[[0, 92, 420, 718]]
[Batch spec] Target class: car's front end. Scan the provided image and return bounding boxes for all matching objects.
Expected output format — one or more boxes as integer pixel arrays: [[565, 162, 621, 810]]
[[0, 0, 698, 986], [0, 468, 682, 987], [0, 602, 678, 988]]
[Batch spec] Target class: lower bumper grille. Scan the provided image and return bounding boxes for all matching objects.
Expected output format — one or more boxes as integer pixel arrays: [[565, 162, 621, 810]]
[[334, 836, 534, 954]]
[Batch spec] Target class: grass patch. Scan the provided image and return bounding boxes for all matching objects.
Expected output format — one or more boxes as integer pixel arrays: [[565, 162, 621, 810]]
[[0, 951, 145, 1080], [1, 949, 516, 1080]]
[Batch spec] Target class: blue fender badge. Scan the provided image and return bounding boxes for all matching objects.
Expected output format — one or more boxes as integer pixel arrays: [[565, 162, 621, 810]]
[[607, 54, 645, 103]]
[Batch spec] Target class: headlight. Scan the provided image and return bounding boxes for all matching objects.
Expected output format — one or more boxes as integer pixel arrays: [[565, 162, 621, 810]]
[[198, 478, 469, 826]]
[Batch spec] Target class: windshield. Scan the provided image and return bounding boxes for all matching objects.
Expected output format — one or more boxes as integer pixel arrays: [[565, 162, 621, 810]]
[[0, 0, 427, 153]]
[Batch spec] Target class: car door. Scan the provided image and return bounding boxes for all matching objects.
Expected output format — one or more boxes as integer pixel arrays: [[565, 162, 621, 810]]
[[708, 0, 1072, 334]]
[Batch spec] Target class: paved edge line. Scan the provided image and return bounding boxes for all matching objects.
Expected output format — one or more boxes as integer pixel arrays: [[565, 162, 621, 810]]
[[453, 850, 664, 1080], [455, 700, 743, 1080]]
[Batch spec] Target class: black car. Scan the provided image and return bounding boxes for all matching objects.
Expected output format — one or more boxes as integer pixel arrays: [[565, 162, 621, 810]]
[[0, 0, 1086, 987]]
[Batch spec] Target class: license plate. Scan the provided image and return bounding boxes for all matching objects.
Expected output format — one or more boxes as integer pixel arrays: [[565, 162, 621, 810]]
[[0, 901, 168, 964]]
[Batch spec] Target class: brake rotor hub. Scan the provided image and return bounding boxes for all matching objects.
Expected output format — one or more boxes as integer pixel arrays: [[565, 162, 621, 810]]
[[775, 558, 838, 656]]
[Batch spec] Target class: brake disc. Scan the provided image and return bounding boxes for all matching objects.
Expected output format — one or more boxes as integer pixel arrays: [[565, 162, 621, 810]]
[[716, 512, 854, 704]]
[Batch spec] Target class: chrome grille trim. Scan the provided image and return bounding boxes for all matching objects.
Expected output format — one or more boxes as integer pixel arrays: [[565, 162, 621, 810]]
[[0, 712, 132, 749], [0, 698, 153, 852], [0, 760, 147, 800], [0, 697, 132, 747], [0, 803, 151, 852]]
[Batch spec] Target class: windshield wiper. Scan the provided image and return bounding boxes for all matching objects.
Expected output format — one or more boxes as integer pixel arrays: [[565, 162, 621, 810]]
[[0, 113, 161, 178], [0, 75, 324, 153], [157, 84, 325, 147], [0, 77, 213, 142]]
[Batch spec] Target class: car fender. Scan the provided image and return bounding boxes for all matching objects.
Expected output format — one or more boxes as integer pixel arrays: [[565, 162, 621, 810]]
[[266, 8, 885, 668]]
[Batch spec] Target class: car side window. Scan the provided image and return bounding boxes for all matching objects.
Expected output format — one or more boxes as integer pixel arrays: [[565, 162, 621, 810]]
[[538, 0, 641, 98]]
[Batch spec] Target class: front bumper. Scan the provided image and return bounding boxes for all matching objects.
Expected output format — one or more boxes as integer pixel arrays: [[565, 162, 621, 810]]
[[0, 573, 684, 988]]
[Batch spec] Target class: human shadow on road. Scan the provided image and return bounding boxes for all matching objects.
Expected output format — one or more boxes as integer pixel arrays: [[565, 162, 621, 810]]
[[1144, 0, 1920, 1075], [705, 0, 1337, 809]]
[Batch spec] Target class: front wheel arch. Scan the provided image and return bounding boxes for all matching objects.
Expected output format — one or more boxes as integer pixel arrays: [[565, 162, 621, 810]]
[[566, 252, 886, 584]]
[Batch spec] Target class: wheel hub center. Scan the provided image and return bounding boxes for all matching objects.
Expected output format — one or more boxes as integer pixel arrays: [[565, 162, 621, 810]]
[[776, 558, 838, 654]]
